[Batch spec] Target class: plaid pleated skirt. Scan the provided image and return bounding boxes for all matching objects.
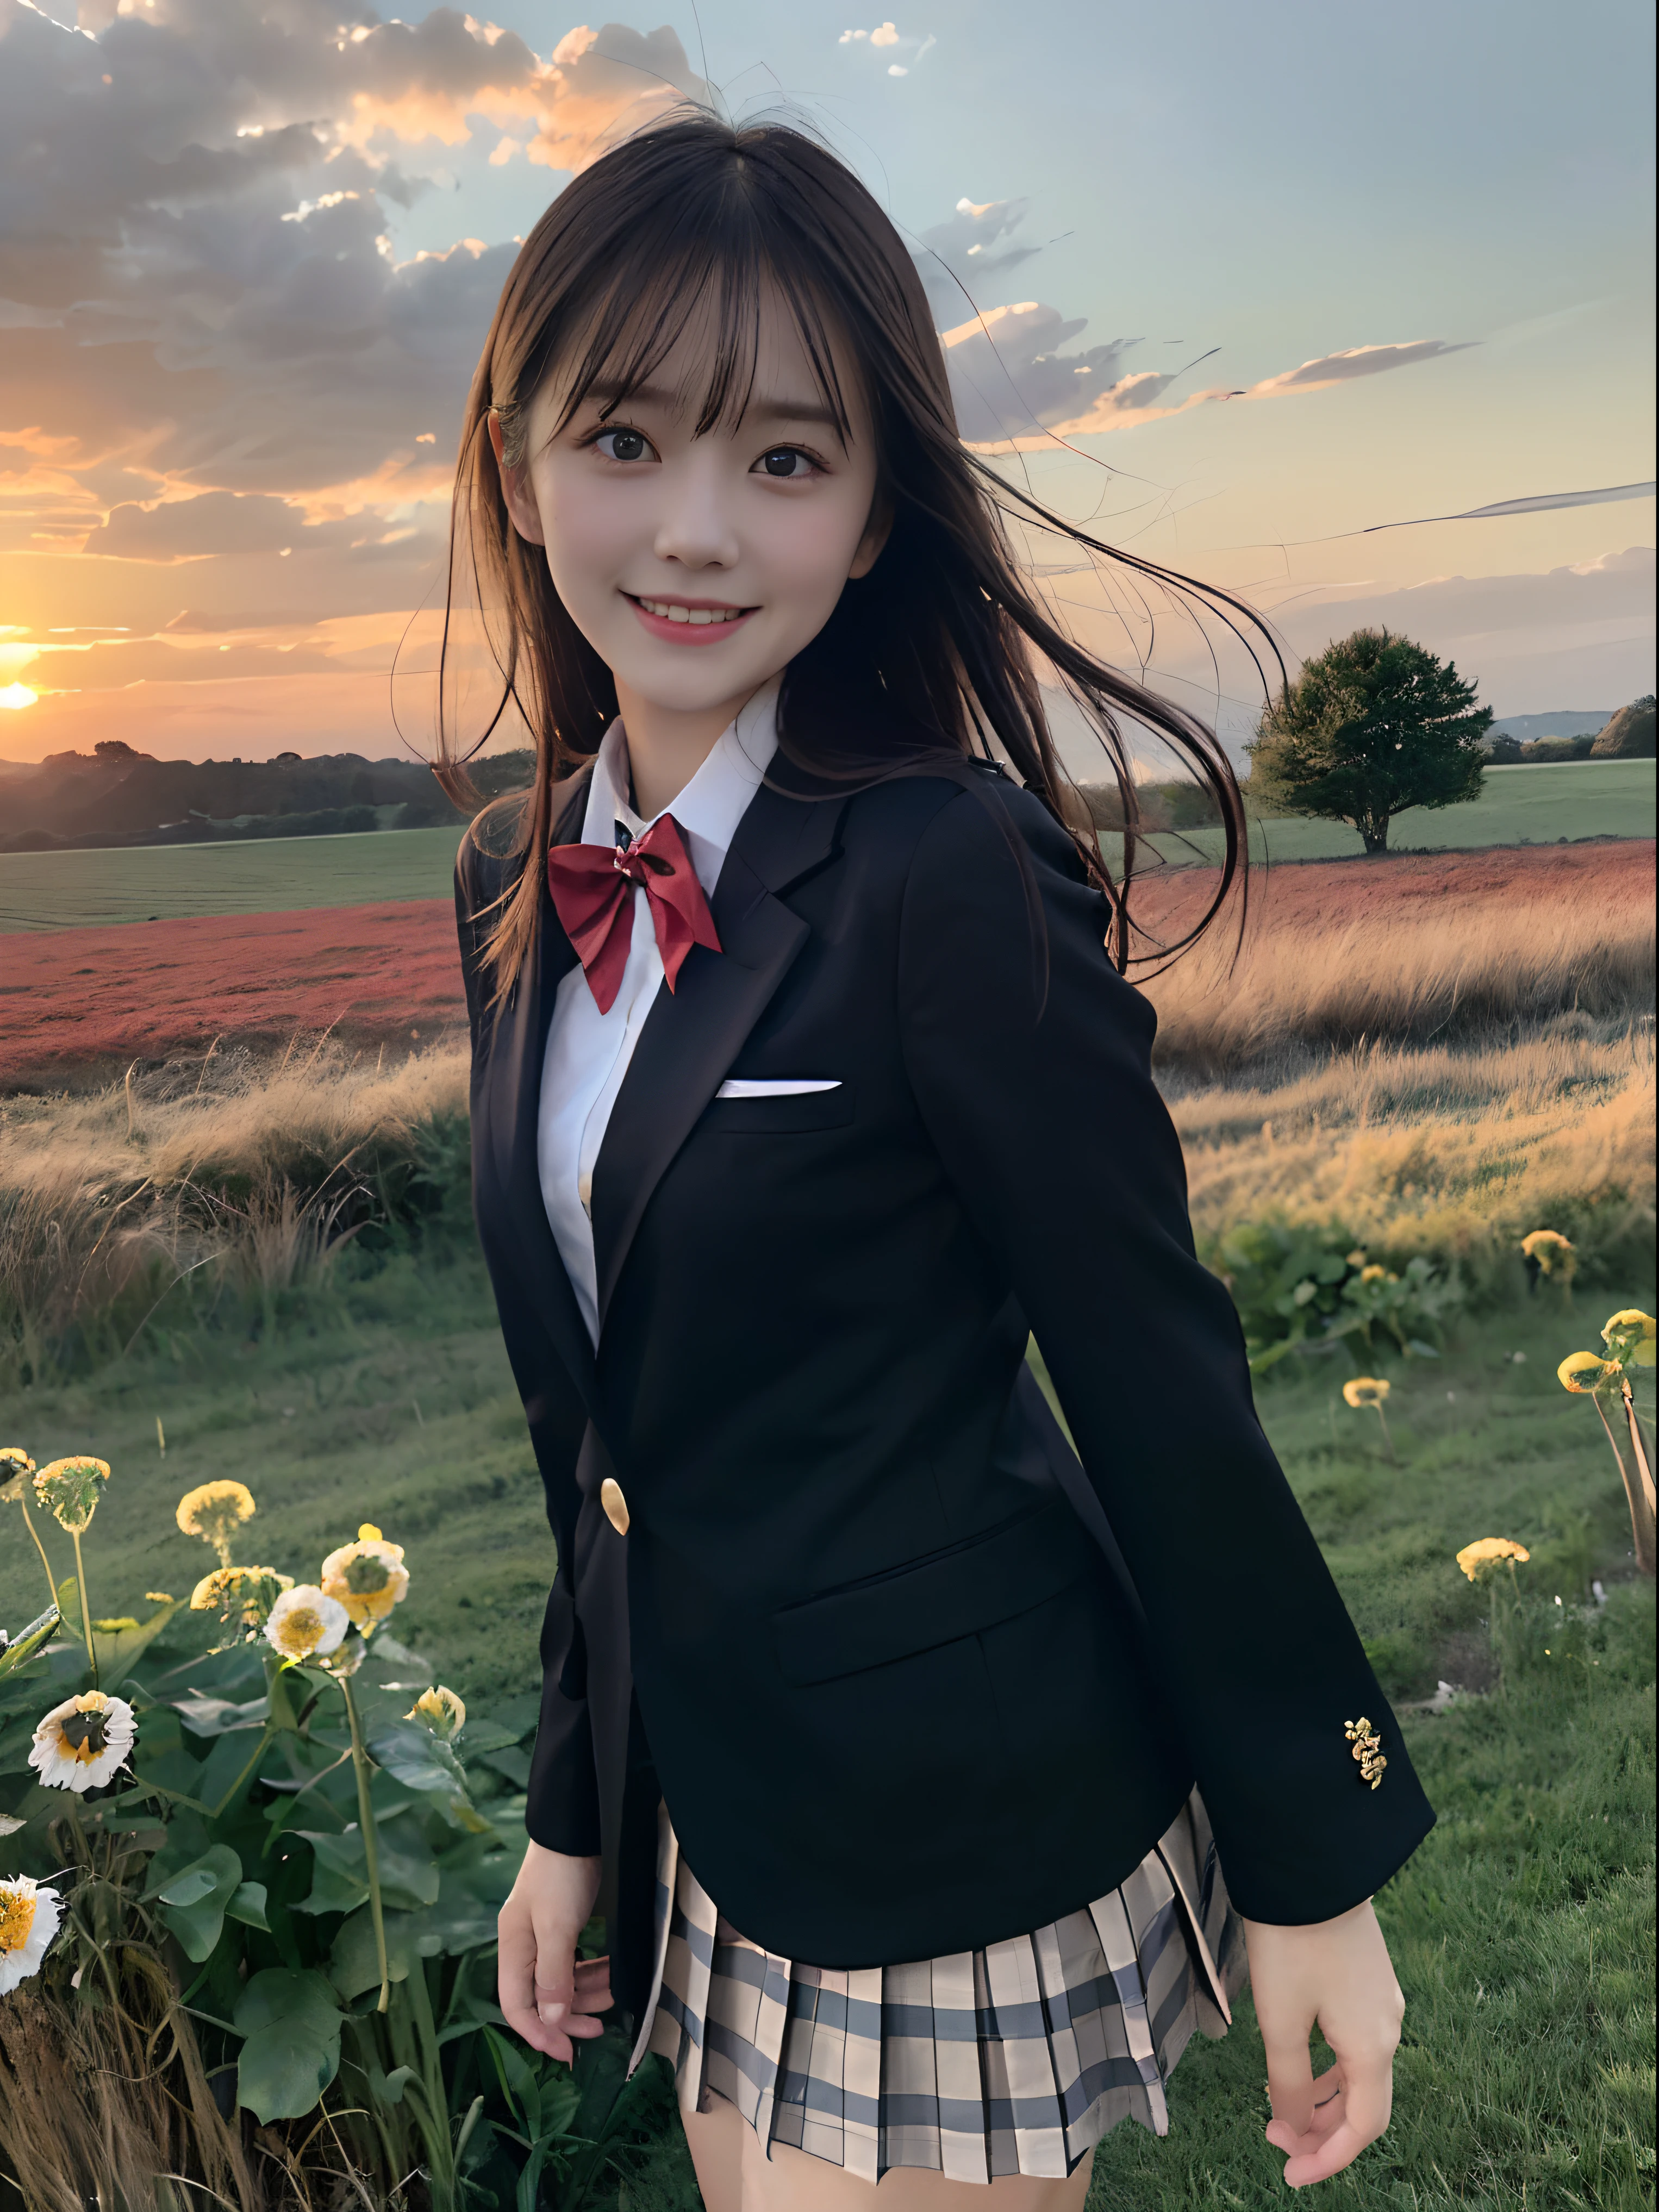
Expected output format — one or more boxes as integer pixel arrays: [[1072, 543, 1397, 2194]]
[[633, 1790, 1246, 2184]]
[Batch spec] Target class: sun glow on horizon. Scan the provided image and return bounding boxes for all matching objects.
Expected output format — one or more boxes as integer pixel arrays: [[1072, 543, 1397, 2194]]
[[0, 684, 39, 711]]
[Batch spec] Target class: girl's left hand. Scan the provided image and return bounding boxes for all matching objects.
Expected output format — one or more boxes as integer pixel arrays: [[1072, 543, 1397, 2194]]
[[1242, 1899, 1406, 2187]]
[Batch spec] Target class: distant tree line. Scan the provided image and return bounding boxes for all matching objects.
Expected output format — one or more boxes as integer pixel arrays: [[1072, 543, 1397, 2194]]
[[1489, 696, 1656, 764]]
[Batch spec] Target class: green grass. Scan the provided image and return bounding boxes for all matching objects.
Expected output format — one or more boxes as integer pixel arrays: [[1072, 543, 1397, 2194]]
[[1105, 758, 1656, 869], [0, 823, 466, 932], [3, 761, 1651, 934], [0, 1263, 1652, 2211]]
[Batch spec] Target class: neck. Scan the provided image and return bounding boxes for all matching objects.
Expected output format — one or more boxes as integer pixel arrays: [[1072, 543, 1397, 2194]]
[[613, 677, 766, 818]]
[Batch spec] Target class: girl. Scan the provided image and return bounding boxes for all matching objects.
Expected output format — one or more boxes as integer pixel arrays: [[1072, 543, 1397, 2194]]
[[447, 115, 1435, 2210]]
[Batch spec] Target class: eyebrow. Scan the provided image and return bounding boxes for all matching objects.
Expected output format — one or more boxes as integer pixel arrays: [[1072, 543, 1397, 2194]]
[[584, 379, 846, 431]]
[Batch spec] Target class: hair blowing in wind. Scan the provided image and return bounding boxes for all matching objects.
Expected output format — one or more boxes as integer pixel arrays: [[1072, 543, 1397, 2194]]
[[423, 114, 1278, 997]]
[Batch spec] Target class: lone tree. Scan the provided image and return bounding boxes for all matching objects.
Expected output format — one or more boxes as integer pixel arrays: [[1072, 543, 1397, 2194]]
[[1248, 628, 1490, 854]]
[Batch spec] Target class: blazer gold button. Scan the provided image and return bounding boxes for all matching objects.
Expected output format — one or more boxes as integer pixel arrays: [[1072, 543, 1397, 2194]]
[[601, 1477, 630, 1535]]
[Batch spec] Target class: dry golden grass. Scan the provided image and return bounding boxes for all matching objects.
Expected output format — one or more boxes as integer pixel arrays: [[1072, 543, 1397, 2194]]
[[0, 1035, 467, 1370], [1172, 1022, 1656, 1266], [1137, 847, 1654, 1083], [3, 835, 1654, 1370]]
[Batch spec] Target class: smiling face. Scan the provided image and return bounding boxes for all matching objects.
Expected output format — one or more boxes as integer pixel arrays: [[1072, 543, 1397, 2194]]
[[495, 285, 888, 734]]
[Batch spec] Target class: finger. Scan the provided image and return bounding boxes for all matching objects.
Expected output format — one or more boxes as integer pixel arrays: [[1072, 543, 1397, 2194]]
[[1284, 2119, 1379, 2188], [571, 1957, 615, 2013], [1325, 2041, 1393, 2147], [1260, 2030, 1318, 2140], [498, 1908, 554, 2052], [1265, 2081, 1345, 2158], [1284, 2052, 1393, 2185]]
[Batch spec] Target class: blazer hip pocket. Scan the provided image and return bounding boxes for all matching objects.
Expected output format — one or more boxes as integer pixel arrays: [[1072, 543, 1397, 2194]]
[[770, 1498, 1091, 1686]]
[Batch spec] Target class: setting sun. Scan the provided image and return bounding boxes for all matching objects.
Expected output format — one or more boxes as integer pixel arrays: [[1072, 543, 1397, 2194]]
[[0, 684, 38, 711]]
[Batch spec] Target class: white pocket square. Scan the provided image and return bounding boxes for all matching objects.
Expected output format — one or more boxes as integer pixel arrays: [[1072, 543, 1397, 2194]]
[[715, 1078, 841, 1098]]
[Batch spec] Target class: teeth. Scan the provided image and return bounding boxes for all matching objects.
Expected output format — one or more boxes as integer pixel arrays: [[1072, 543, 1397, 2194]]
[[638, 598, 745, 626]]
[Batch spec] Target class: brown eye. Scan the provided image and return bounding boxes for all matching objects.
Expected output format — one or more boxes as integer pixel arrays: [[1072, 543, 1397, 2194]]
[[759, 447, 810, 478]]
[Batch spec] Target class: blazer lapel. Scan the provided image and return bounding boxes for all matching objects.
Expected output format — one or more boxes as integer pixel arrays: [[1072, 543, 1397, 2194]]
[[589, 776, 846, 1335], [485, 773, 601, 1408]]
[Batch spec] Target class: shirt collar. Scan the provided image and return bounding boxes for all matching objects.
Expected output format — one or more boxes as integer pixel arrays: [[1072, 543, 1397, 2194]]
[[580, 676, 781, 899]]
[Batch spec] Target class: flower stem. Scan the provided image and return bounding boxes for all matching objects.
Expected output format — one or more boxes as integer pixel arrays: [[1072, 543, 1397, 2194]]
[[70, 1528, 98, 1689], [15, 1495, 60, 1615], [341, 1672, 390, 2013], [1375, 1403, 1396, 1465]]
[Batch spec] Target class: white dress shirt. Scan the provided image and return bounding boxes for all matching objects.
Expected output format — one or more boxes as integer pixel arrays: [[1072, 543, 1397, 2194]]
[[538, 678, 780, 1346]]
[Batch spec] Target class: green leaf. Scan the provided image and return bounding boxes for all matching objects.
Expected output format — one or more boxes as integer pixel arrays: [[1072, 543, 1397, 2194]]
[[173, 1693, 272, 1737], [328, 1904, 417, 1999], [454, 1718, 524, 1756], [482, 1745, 533, 1789], [0, 1606, 60, 1682], [226, 1880, 270, 1930], [416, 1856, 516, 1957], [367, 1718, 491, 1834], [295, 1826, 440, 1915], [155, 1843, 244, 1961], [234, 1969, 344, 2122], [371, 2063, 419, 2108], [91, 1602, 182, 1691]]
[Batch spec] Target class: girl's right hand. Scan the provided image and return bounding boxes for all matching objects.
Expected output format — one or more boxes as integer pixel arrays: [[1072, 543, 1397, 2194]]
[[497, 1840, 613, 2060]]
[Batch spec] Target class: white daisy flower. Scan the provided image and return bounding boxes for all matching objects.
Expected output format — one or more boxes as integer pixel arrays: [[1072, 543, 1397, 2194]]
[[264, 1584, 350, 1662], [29, 1690, 137, 1792], [0, 1874, 63, 1994]]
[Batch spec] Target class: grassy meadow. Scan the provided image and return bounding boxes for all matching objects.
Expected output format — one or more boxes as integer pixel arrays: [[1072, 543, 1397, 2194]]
[[0, 757, 1650, 933], [0, 834, 1652, 2209], [1102, 757, 1655, 872], [0, 822, 466, 932]]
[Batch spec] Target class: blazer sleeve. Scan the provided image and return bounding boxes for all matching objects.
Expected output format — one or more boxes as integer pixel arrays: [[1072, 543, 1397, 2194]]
[[454, 822, 601, 1859], [896, 780, 1435, 1926]]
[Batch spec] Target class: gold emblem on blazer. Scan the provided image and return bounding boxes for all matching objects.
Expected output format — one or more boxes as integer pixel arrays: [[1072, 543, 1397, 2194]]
[[1344, 1716, 1386, 1789], [601, 1477, 630, 1535]]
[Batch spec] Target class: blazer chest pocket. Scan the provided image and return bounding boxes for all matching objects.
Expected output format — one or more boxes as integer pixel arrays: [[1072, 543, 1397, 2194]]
[[703, 1082, 854, 1133], [770, 1499, 1090, 1686]]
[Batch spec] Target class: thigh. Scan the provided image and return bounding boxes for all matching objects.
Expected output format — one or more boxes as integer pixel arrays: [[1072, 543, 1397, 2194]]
[[681, 2095, 1095, 2211]]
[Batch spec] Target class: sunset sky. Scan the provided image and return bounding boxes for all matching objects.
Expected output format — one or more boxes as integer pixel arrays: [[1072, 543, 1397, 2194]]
[[1, 0, 1653, 767]]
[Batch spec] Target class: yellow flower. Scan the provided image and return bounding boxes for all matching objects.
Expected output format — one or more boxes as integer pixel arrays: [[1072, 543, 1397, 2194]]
[[1345, 1251, 1367, 1269], [1558, 1352, 1614, 1394], [33, 1458, 110, 1535], [1456, 1536, 1531, 1582], [1359, 1264, 1388, 1284], [407, 1685, 466, 1741], [145, 1592, 175, 1605], [1520, 1228, 1575, 1277], [1602, 1309, 1657, 1367], [0, 1448, 36, 1504], [1343, 1377, 1391, 1408], [190, 1565, 294, 1633], [175, 1479, 257, 1566], [320, 1523, 410, 1632], [265, 1585, 350, 1661]]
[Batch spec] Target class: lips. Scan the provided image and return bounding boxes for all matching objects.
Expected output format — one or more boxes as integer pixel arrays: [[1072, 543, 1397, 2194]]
[[624, 592, 759, 646]]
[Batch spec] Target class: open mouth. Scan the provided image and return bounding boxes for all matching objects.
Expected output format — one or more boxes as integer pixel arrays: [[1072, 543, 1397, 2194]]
[[624, 592, 759, 638]]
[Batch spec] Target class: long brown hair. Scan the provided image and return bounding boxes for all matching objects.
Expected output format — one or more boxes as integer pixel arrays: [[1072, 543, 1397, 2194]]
[[432, 113, 1276, 998]]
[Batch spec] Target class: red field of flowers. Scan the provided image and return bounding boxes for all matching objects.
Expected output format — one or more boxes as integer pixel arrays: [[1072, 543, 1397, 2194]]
[[2, 839, 1651, 1085], [3, 899, 466, 1082]]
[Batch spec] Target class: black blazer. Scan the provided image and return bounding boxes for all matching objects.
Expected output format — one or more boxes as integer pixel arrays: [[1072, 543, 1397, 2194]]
[[457, 758, 1434, 2019]]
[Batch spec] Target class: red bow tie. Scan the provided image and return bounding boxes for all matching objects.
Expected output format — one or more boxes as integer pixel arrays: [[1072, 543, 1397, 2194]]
[[546, 814, 722, 1015]]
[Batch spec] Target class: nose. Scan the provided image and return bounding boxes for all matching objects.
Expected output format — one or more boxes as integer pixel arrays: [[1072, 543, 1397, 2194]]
[[651, 447, 740, 574]]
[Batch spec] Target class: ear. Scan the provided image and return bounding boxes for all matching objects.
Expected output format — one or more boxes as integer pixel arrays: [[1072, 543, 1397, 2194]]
[[847, 493, 893, 582], [489, 410, 546, 547]]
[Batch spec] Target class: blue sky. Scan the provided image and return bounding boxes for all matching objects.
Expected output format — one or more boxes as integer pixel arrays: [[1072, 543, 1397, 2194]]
[[0, 0, 1651, 759]]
